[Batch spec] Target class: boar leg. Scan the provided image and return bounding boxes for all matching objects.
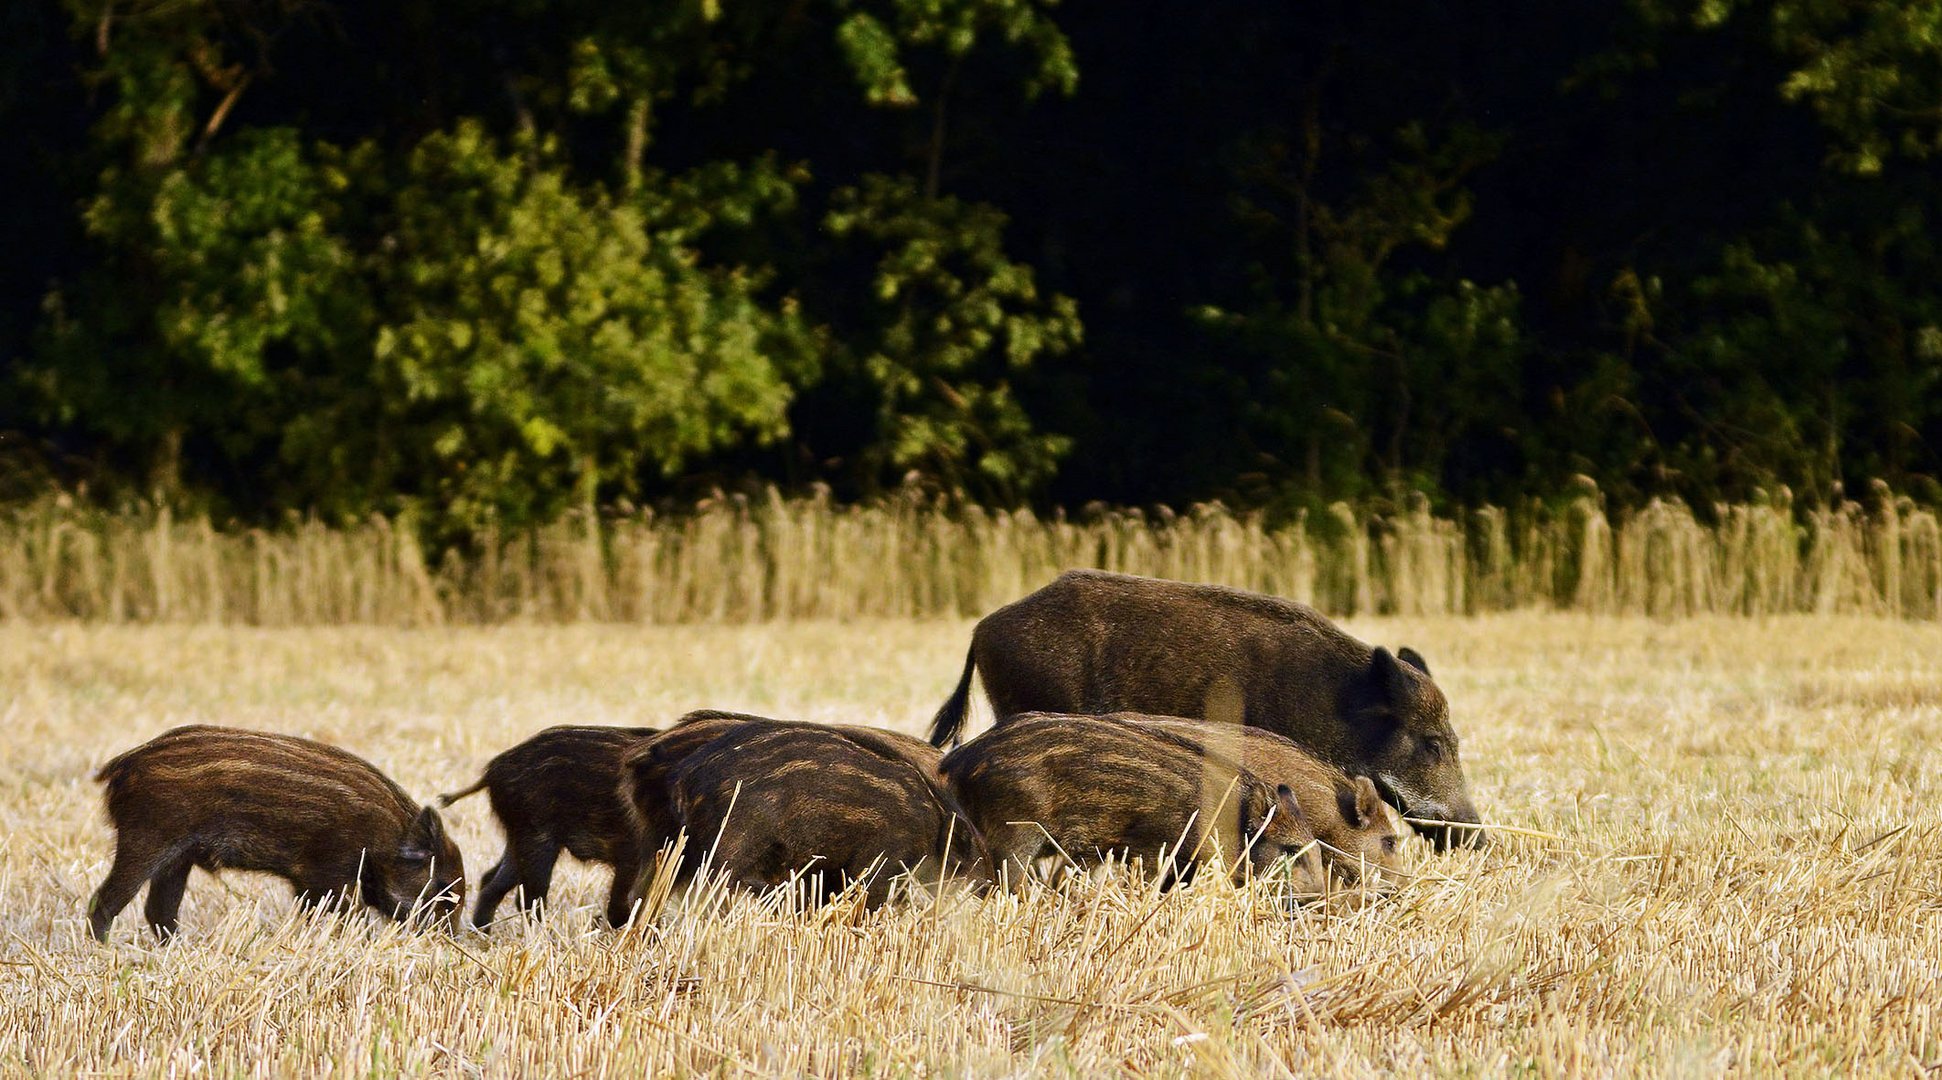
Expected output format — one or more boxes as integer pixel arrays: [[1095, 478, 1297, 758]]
[[87, 836, 174, 941], [861, 870, 897, 911], [507, 833, 563, 915], [602, 852, 641, 929], [471, 852, 520, 928], [142, 850, 195, 939], [1156, 858, 1199, 892]]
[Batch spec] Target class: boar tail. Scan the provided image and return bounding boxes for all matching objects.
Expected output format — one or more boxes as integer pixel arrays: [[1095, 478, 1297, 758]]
[[93, 744, 152, 821], [436, 777, 489, 808], [927, 645, 978, 748], [92, 744, 146, 787]]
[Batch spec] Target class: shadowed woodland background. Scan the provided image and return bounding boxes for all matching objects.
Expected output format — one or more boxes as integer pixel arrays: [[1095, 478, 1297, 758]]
[[5, 0, 1942, 540]]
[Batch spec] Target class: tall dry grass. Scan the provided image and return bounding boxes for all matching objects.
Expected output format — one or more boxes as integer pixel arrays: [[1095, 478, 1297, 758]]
[[3, 483, 1941, 625], [3, 617, 1938, 1075]]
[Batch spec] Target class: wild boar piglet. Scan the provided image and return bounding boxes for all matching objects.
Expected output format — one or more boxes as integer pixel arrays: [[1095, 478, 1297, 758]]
[[440, 724, 657, 929], [88, 725, 464, 941], [940, 713, 1326, 891], [1075, 713, 1408, 889], [664, 721, 991, 908], [617, 710, 951, 891]]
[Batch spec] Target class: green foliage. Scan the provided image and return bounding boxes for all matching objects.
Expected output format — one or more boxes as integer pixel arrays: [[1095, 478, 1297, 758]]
[[823, 175, 1079, 501], [1639, 0, 1942, 174], [15, 0, 1942, 528], [26, 2, 330, 491], [142, 130, 362, 386], [31, 127, 360, 495], [21, 0, 1082, 526], [1201, 120, 1512, 493], [371, 123, 804, 526], [834, 0, 1077, 106], [1642, 199, 1942, 499]]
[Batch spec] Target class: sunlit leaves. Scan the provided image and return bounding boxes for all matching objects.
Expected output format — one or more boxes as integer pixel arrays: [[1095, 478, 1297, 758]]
[[1636, 0, 1942, 174], [833, 0, 1077, 106], [822, 175, 1077, 501], [28, 0, 1087, 521], [374, 123, 803, 526], [144, 129, 360, 384]]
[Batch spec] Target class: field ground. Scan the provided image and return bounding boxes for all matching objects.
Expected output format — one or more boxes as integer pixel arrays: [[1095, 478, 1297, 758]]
[[1, 615, 1939, 1075]]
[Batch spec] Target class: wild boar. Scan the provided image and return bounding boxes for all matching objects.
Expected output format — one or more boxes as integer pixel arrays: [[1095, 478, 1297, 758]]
[[1052, 713, 1407, 888], [939, 712, 1327, 891], [87, 725, 464, 941], [617, 711, 756, 878], [439, 724, 658, 929], [663, 722, 991, 908], [617, 710, 949, 882], [927, 569, 1484, 849]]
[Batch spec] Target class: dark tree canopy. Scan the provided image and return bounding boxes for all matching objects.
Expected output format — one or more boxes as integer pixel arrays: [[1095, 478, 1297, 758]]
[[5, 0, 1942, 527]]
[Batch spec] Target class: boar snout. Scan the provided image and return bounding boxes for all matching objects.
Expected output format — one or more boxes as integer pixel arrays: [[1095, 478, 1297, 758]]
[[388, 807, 466, 928], [1418, 795, 1488, 851], [1376, 775, 1487, 851]]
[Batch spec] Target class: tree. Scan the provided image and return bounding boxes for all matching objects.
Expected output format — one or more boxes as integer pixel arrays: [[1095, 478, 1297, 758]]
[[369, 123, 808, 528], [817, 174, 1080, 502], [27, 0, 326, 496]]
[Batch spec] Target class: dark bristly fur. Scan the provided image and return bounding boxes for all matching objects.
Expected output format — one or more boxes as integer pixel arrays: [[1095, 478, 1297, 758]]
[[617, 711, 757, 878], [939, 713, 1327, 891], [623, 711, 990, 909], [617, 710, 953, 883], [440, 725, 658, 929], [1027, 712, 1407, 888], [926, 569, 1485, 849], [88, 725, 465, 941]]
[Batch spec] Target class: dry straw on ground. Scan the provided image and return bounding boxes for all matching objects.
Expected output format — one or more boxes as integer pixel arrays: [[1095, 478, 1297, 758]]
[[2, 616, 1938, 1075], [5, 483, 1941, 624]]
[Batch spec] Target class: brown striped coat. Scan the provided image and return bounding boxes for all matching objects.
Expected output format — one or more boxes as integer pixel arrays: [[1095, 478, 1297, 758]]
[[617, 710, 950, 881], [636, 714, 990, 908], [439, 724, 658, 929], [87, 725, 464, 940], [939, 712, 1326, 891], [1026, 713, 1407, 888]]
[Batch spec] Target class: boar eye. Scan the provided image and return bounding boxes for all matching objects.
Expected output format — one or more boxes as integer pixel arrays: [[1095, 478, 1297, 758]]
[[1420, 736, 1446, 762], [1381, 835, 1398, 853]]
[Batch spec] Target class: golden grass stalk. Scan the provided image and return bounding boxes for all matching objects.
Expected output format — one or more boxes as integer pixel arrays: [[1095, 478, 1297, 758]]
[[6, 616, 1940, 1075], [3, 484, 1940, 624]]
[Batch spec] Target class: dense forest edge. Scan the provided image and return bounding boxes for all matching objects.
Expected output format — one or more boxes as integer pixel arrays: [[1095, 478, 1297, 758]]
[[5, 1, 1942, 548]]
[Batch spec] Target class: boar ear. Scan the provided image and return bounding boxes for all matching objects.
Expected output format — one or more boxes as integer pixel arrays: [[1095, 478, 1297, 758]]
[[1397, 647, 1430, 676], [1336, 777, 1371, 830], [400, 806, 443, 862], [1276, 783, 1307, 828], [1237, 782, 1272, 840], [1367, 647, 1413, 709], [1353, 777, 1383, 828]]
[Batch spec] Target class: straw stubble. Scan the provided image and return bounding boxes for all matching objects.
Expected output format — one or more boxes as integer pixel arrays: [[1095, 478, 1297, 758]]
[[0, 615, 1938, 1075]]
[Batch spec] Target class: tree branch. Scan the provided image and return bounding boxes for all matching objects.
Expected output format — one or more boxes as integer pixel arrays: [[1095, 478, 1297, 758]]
[[196, 74, 251, 152]]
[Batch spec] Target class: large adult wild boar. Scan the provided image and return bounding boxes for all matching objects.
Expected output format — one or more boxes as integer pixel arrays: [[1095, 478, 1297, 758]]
[[927, 570, 1485, 848], [88, 725, 465, 941]]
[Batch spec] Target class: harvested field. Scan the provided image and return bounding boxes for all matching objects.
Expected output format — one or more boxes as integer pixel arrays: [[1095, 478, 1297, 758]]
[[2, 615, 1939, 1075]]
